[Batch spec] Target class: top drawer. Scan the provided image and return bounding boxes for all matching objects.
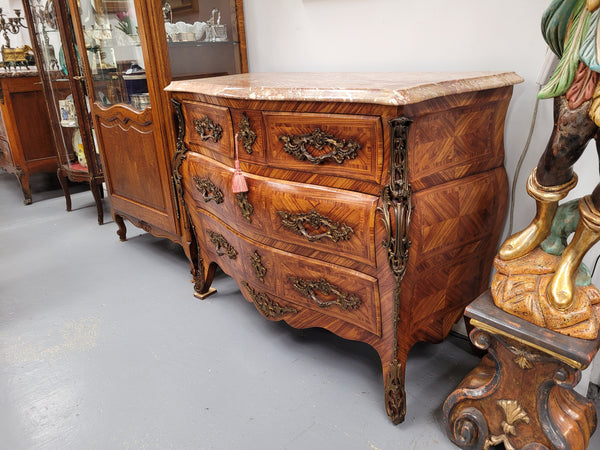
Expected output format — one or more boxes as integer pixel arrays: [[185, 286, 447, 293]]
[[261, 112, 384, 184], [181, 100, 385, 185], [183, 101, 234, 158]]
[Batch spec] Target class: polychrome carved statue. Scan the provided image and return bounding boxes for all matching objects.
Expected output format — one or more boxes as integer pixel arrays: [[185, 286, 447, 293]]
[[493, 0, 600, 339]]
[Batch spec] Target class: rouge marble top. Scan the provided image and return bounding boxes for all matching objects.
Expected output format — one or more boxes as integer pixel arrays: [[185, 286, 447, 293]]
[[166, 72, 523, 106], [0, 69, 40, 79]]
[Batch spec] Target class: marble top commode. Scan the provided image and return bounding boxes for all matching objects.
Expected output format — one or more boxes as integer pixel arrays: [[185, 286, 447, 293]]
[[167, 70, 522, 425], [165, 71, 523, 106]]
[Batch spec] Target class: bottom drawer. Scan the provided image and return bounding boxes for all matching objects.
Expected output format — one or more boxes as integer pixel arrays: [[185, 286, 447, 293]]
[[193, 209, 382, 337]]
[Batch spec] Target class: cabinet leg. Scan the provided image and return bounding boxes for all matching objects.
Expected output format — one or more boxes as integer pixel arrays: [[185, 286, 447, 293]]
[[89, 181, 104, 225], [16, 166, 31, 205], [443, 328, 598, 449], [57, 168, 71, 211], [193, 260, 217, 299], [385, 358, 407, 424], [114, 213, 127, 241]]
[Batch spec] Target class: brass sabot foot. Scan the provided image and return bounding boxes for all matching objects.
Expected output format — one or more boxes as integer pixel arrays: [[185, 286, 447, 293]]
[[498, 169, 578, 261], [548, 196, 600, 311]]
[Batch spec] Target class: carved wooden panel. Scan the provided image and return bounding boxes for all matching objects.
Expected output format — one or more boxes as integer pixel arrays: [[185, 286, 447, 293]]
[[97, 106, 168, 214]]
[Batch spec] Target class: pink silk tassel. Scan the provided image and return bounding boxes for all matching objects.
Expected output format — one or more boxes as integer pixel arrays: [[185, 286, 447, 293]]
[[232, 133, 248, 193]]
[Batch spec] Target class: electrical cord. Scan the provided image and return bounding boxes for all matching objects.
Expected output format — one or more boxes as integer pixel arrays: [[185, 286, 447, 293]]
[[592, 254, 600, 277], [508, 48, 558, 236], [507, 88, 542, 237]]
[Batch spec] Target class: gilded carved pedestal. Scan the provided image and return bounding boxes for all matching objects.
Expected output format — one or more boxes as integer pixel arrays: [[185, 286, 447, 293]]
[[443, 291, 599, 449]]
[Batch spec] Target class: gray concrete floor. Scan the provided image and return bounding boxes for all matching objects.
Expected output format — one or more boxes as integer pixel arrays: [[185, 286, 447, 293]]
[[1, 171, 598, 449]]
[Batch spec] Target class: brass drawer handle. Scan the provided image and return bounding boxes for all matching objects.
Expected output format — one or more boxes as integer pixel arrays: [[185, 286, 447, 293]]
[[238, 113, 256, 154], [277, 209, 354, 243], [194, 115, 223, 142], [250, 251, 266, 282], [242, 281, 297, 318], [193, 175, 224, 204], [289, 277, 362, 310], [207, 230, 237, 259], [279, 128, 360, 165]]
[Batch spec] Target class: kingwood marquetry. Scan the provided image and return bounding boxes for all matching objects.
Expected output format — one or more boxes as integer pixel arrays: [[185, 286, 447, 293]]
[[166, 72, 522, 424]]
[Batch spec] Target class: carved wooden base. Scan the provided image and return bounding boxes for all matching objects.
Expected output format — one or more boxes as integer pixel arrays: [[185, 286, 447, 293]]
[[443, 291, 599, 449]]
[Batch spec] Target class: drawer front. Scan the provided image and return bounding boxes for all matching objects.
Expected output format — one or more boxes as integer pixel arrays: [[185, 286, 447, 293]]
[[182, 152, 378, 267], [183, 100, 233, 158], [193, 211, 382, 336], [263, 112, 384, 184]]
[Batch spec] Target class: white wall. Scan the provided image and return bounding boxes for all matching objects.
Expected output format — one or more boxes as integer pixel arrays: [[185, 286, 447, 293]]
[[243, 0, 600, 386]]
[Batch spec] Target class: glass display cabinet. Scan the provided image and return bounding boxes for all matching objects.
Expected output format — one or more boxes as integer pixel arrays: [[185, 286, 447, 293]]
[[23, 0, 105, 224], [64, 0, 246, 247]]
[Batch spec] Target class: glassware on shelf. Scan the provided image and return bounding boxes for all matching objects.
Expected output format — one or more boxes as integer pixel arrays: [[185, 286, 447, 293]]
[[165, 21, 207, 42], [162, 1, 172, 23], [206, 9, 226, 42]]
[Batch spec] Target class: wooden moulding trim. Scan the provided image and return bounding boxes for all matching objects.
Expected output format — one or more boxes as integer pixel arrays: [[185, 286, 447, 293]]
[[469, 319, 585, 370]]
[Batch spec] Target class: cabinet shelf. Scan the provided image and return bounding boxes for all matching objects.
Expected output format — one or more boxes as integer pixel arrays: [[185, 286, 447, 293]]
[[168, 40, 239, 47]]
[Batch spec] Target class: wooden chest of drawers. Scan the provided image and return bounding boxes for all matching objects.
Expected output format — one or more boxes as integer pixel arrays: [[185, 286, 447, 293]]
[[165, 72, 522, 424]]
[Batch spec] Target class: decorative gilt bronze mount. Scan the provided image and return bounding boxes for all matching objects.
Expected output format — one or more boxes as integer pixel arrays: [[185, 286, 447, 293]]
[[194, 115, 223, 142], [279, 128, 360, 165], [289, 277, 362, 310], [278, 209, 354, 243]]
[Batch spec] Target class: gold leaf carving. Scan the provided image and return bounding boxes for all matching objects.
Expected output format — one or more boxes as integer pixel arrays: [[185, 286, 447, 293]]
[[484, 400, 530, 450]]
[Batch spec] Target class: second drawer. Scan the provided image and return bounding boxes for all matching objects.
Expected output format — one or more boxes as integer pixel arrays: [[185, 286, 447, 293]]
[[182, 152, 379, 268]]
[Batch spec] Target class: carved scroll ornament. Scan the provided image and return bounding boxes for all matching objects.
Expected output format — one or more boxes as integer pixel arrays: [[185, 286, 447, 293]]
[[385, 360, 406, 425], [377, 117, 413, 360], [243, 282, 297, 318], [207, 230, 237, 259], [193, 176, 224, 204], [279, 128, 360, 165], [238, 113, 256, 154], [289, 277, 361, 310], [251, 251, 267, 282], [278, 209, 354, 243], [484, 400, 530, 450], [193, 115, 223, 142], [236, 192, 254, 222]]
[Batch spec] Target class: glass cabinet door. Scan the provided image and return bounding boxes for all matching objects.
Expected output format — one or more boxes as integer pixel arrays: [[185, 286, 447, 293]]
[[73, 0, 150, 111], [23, 0, 106, 224], [161, 0, 245, 80], [28, 0, 99, 173]]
